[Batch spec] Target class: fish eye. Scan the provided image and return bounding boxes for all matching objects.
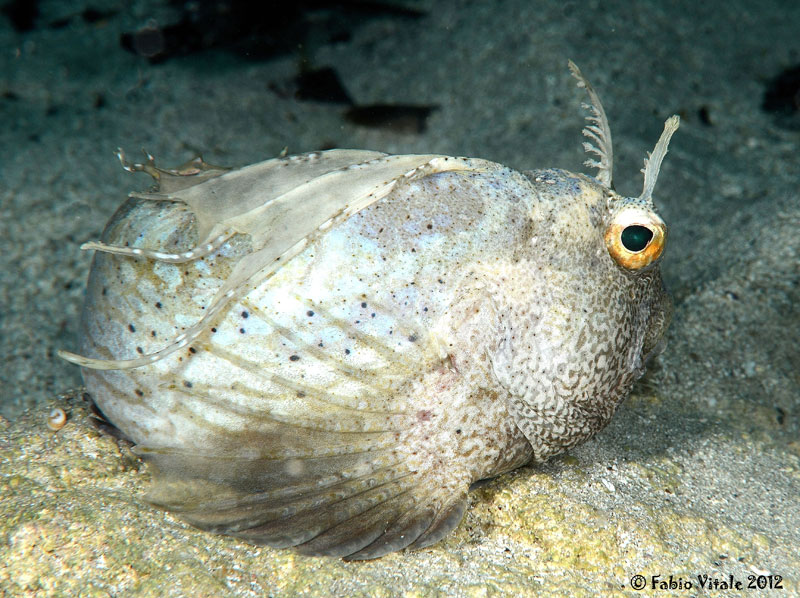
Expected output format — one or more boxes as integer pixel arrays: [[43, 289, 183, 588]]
[[605, 207, 666, 270], [620, 225, 653, 252]]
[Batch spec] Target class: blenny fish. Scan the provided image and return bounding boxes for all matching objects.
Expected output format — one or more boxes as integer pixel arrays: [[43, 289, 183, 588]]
[[60, 62, 679, 560]]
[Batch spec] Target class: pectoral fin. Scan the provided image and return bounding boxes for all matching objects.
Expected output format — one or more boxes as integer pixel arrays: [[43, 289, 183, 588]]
[[136, 443, 469, 559]]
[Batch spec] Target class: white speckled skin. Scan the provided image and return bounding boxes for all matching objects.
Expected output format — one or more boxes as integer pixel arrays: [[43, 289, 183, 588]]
[[81, 160, 541, 465], [65, 65, 679, 559]]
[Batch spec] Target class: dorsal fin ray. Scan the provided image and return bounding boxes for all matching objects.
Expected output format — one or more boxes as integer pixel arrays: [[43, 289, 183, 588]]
[[78, 149, 388, 263]]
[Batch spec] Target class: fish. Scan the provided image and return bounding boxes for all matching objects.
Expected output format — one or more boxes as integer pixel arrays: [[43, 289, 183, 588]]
[[59, 61, 679, 560]]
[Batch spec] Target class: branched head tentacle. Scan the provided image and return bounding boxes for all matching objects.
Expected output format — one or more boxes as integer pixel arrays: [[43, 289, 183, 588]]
[[116, 148, 160, 178], [568, 60, 613, 188]]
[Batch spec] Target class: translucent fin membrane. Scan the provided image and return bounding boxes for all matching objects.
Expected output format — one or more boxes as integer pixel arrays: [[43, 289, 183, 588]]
[[138, 443, 470, 559]]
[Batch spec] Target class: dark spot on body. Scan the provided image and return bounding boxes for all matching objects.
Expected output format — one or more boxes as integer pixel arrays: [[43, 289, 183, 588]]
[[128, 324, 136, 333], [289, 354, 300, 361], [151, 330, 156, 337], [416, 409, 432, 422], [155, 301, 162, 308], [408, 334, 418, 342], [427, 223, 433, 229], [183, 380, 193, 388], [456, 428, 462, 434], [211, 327, 217, 333], [239, 328, 246, 334], [102, 287, 107, 296], [135, 389, 144, 397], [345, 348, 351, 354], [297, 391, 306, 398], [136, 346, 143, 354], [189, 347, 196, 354], [307, 310, 315, 317], [361, 302, 367, 308], [241, 311, 249, 318]]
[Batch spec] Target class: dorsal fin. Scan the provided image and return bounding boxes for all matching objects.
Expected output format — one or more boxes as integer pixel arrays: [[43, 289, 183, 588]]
[[58, 153, 488, 370], [568, 60, 614, 188]]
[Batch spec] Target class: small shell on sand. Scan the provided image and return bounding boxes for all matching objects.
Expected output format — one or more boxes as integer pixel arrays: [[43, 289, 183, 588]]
[[47, 408, 67, 432]]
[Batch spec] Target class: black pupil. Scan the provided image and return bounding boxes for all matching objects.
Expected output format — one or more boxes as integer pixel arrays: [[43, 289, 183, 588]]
[[620, 225, 653, 252]]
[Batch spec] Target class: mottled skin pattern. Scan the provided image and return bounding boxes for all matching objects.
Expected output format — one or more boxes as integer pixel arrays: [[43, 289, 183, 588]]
[[489, 170, 672, 462], [74, 155, 671, 559]]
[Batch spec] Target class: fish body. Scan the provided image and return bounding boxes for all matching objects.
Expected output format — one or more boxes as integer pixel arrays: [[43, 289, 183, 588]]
[[62, 63, 678, 559]]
